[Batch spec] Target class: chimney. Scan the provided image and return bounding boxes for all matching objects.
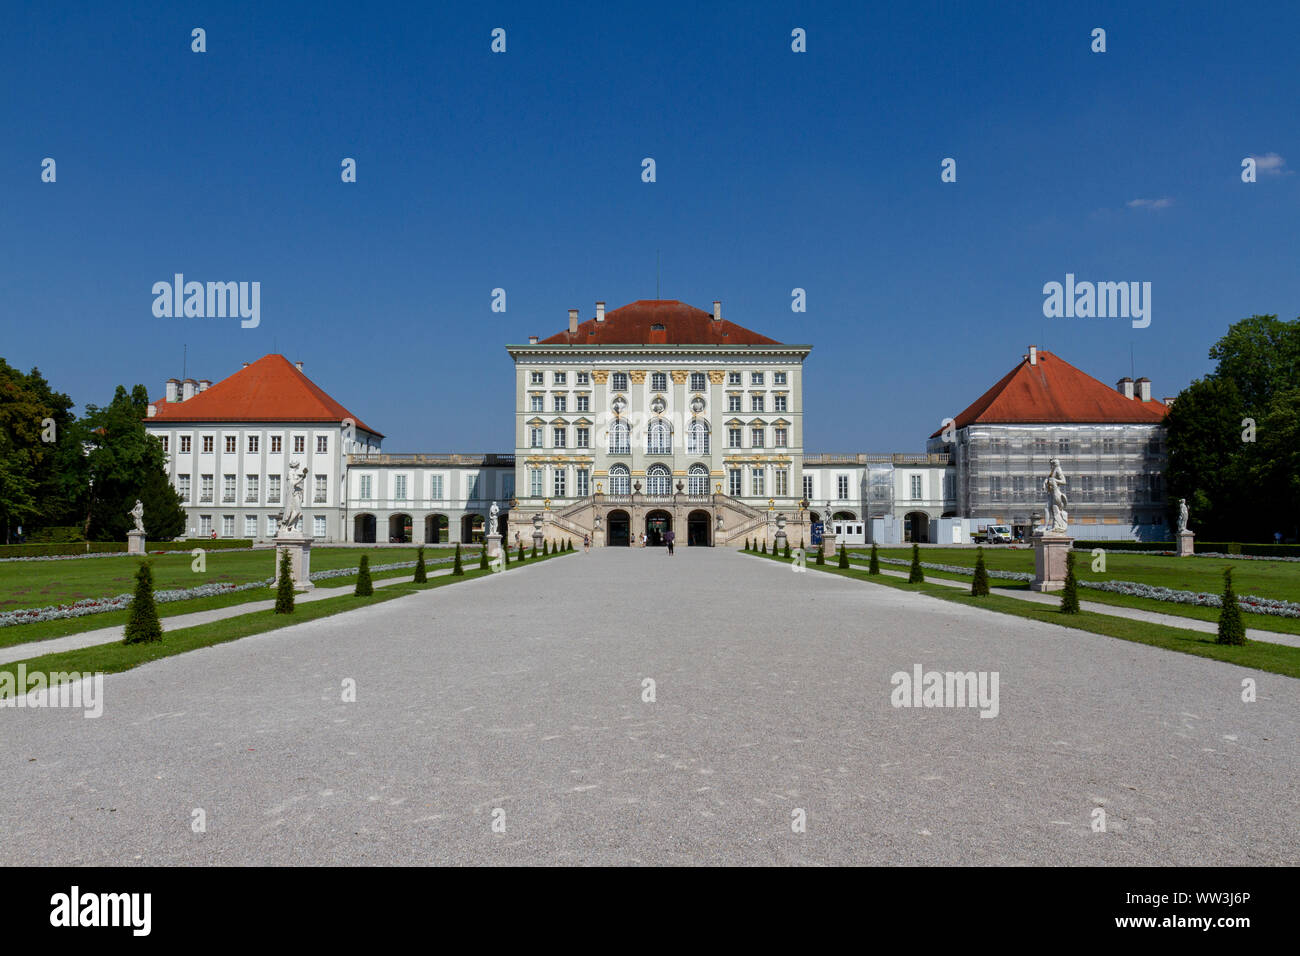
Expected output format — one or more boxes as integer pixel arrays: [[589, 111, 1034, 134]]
[[165, 378, 179, 403], [1136, 377, 1151, 402], [181, 378, 197, 401], [1163, 396, 1176, 408], [528, 335, 539, 344], [198, 379, 211, 392], [294, 361, 303, 372], [712, 300, 722, 322], [241, 362, 250, 369], [147, 402, 156, 417], [1116, 377, 1134, 400], [568, 309, 579, 335], [595, 301, 605, 323], [1027, 345, 1038, 366]]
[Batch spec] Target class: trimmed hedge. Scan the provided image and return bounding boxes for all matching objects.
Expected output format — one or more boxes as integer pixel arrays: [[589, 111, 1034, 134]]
[[0, 537, 256, 558], [1072, 540, 1174, 552], [1073, 539, 1300, 557]]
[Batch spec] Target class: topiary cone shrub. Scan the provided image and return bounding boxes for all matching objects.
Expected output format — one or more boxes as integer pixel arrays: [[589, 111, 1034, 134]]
[[274, 550, 295, 614], [816, 543, 825, 566], [907, 543, 924, 583], [761, 540, 767, 554], [518, 542, 525, 562], [503, 544, 510, 566], [868, 543, 880, 575], [543, 540, 549, 555], [479, 546, 489, 570], [1059, 550, 1079, 614], [123, 560, 163, 643], [355, 554, 374, 596], [783, 541, 791, 559], [452, 543, 465, 576], [531, 542, 538, 558], [413, 546, 427, 583], [1217, 567, 1247, 645], [838, 545, 849, 569], [971, 547, 990, 596], [745, 538, 751, 552]]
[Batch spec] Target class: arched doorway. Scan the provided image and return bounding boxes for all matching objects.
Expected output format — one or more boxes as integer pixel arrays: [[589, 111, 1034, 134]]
[[388, 513, 412, 543], [461, 513, 484, 544], [687, 510, 711, 546], [353, 513, 376, 543], [608, 509, 630, 546], [425, 513, 448, 544], [645, 510, 671, 546], [905, 511, 930, 543]]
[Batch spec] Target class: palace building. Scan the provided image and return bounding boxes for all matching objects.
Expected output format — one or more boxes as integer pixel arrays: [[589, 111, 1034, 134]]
[[143, 302, 1173, 546]]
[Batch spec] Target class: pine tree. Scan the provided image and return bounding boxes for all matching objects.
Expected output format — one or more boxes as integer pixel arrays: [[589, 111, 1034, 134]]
[[355, 554, 374, 595], [761, 540, 767, 554], [503, 544, 510, 567], [274, 550, 295, 613], [531, 542, 538, 558], [452, 543, 464, 576], [1217, 567, 1247, 645], [838, 545, 849, 569], [479, 546, 489, 570], [970, 547, 990, 596], [123, 560, 163, 643], [908, 543, 924, 583], [413, 546, 427, 583], [783, 541, 791, 559], [518, 542, 525, 562], [868, 543, 880, 575], [1059, 550, 1079, 614], [816, 543, 825, 566], [745, 538, 751, 551]]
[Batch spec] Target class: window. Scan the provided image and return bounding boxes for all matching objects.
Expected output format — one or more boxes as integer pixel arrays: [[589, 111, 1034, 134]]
[[553, 468, 566, 497], [609, 420, 630, 454], [751, 395, 764, 413], [244, 515, 258, 538], [1012, 475, 1026, 499], [803, 475, 814, 499], [612, 372, 628, 391], [199, 515, 212, 536], [315, 475, 328, 503], [530, 426, 543, 448], [727, 427, 742, 448], [774, 371, 787, 385], [313, 515, 326, 538], [910, 475, 923, 500], [1103, 437, 1116, 455], [294, 436, 305, 454], [774, 426, 788, 447], [202, 435, 214, 453], [530, 371, 544, 385], [225, 435, 237, 453], [177, 474, 191, 500], [180, 435, 191, 453], [1033, 437, 1048, 456], [1148, 438, 1163, 454], [727, 372, 741, 386], [553, 395, 567, 412], [686, 420, 709, 454], [609, 464, 630, 495], [1057, 438, 1070, 455], [728, 468, 742, 496], [359, 475, 372, 499], [576, 469, 590, 498], [576, 427, 590, 448], [647, 420, 671, 454], [688, 464, 708, 496], [646, 464, 671, 497], [1080, 475, 1094, 500], [248, 436, 259, 453], [728, 394, 742, 413], [751, 467, 765, 497], [429, 474, 443, 499], [751, 372, 764, 385], [690, 372, 707, 392], [553, 371, 566, 385], [576, 394, 589, 413], [990, 476, 1003, 501], [223, 475, 236, 502], [530, 467, 544, 497], [268, 475, 281, 503], [553, 426, 567, 448], [222, 515, 234, 537], [751, 427, 765, 448], [265, 515, 277, 537], [837, 475, 849, 499], [1104, 475, 1117, 500], [576, 371, 589, 385], [774, 395, 787, 413], [651, 372, 667, 391], [317, 436, 328, 454], [271, 436, 281, 453], [245, 475, 259, 502], [467, 475, 480, 500], [775, 468, 789, 497], [530, 395, 544, 412], [502, 474, 514, 498], [159, 436, 169, 453]]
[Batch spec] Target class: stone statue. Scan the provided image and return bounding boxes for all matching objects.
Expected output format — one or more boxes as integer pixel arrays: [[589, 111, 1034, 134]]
[[488, 502, 500, 536], [279, 460, 309, 534], [129, 499, 145, 533], [1177, 498, 1190, 534], [824, 501, 834, 532], [1042, 458, 1069, 534]]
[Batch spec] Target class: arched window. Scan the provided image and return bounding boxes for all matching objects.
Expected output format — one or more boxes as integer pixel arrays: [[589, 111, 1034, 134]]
[[612, 372, 628, 391], [686, 420, 710, 454], [609, 419, 630, 454], [687, 464, 709, 496], [651, 371, 667, 391], [647, 419, 672, 454], [609, 464, 630, 495], [646, 464, 671, 497]]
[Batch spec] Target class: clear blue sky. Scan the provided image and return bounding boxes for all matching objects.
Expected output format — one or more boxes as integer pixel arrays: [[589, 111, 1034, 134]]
[[4, 1, 1298, 451]]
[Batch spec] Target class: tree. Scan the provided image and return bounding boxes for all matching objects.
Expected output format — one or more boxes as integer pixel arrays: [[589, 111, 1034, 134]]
[[531, 542, 537, 558], [783, 541, 791, 559], [1060, 550, 1080, 614], [503, 543, 510, 567], [518, 542, 525, 562], [0, 359, 79, 542], [868, 543, 880, 575], [908, 543, 924, 583], [413, 546, 427, 583], [122, 561, 163, 643], [274, 550, 295, 613], [760, 540, 767, 554], [971, 547, 990, 596], [452, 543, 464, 576], [1217, 568, 1247, 645], [838, 545, 849, 569], [816, 543, 824, 565], [1164, 376, 1248, 541], [355, 554, 374, 595], [479, 546, 488, 569]]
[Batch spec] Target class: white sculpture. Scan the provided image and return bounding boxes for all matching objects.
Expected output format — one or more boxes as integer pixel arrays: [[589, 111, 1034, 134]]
[[488, 502, 499, 536], [129, 499, 145, 533], [279, 460, 309, 534], [1042, 458, 1069, 534], [1177, 498, 1190, 534]]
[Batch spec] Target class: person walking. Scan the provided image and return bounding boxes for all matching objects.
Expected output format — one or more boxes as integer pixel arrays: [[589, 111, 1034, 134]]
[[583, 534, 590, 552], [665, 529, 675, 555]]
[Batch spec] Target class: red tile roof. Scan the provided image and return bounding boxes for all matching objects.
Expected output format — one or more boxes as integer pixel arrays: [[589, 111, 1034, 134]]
[[538, 300, 782, 346], [932, 350, 1168, 437], [148, 354, 383, 436]]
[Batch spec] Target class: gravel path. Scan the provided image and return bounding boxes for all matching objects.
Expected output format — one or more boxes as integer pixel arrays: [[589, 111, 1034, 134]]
[[1, 548, 1295, 865]]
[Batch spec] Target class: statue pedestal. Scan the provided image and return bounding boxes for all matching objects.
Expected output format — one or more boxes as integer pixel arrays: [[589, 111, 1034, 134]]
[[822, 532, 838, 558], [485, 533, 502, 559], [592, 527, 604, 548], [532, 531, 544, 553], [274, 532, 314, 591], [1177, 530, 1195, 557], [127, 530, 146, 555], [774, 530, 787, 553], [1031, 534, 1074, 591]]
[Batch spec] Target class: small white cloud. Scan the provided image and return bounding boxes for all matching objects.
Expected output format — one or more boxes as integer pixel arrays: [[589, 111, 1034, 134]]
[[1250, 152, 1288, 175], [1126, 197, 1174, 209]]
